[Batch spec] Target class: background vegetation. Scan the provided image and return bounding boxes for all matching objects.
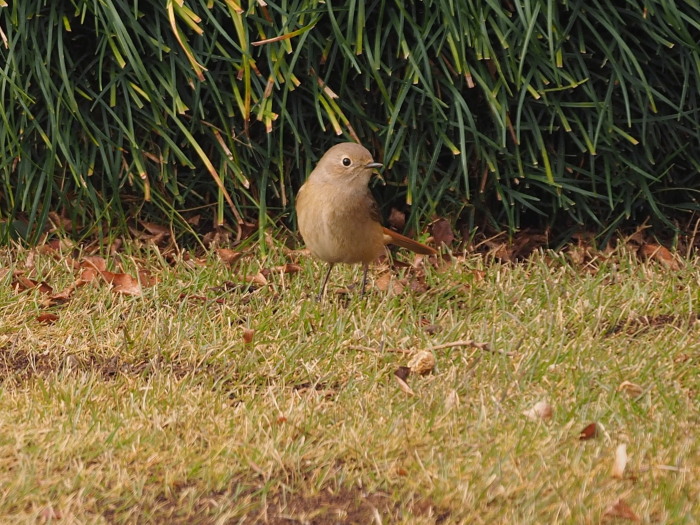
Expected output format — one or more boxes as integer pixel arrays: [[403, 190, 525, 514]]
[[1, 0, 700, 245]]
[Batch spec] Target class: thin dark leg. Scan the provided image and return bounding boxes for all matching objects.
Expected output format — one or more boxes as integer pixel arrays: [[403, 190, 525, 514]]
[[360, 263, 369, 297], [317, 263, 334, 301]]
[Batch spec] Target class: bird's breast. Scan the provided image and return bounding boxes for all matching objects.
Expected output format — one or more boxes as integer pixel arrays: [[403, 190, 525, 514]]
[[296, 181, 384, 264]]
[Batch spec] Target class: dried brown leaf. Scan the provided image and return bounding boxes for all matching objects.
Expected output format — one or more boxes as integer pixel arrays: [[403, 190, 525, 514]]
[[38, 505, 62, 522], [394, 366, 411, 382], [81, 256, 107, 272], [37, 313, 59, 325], [375, 272, 405, 295], [522, 400, 553, 421], [603, 498, 640, 522], [612, 444, 628, 479], [48, 287, 75, 304], [48, 210, 73, 231], [375, 272, 392, 292], [444, 389, 459, 411], [487, 242, 513, 262], [35, 239, 70, 255], [394, 374, 415, 396], [242, 328, 255, 344], [110, 273, 142, 296], [138, 269, 159, 287], [77, 267, 99, 285], [141, 221, 170, 236], [388, 207, 406, 230], [245, 272, 268, 287], [420, 319, 441, 335], [275, 263, 302, 274], [431, 218, 455, 246], [408, 275, 429, 294], [13, 275, 53, 295], [579, 422, 598, 440], [639, 244, 680, 271], [618, 381, 644, 397], [94, 270, 141, 295], [217, 248, 243, 266]]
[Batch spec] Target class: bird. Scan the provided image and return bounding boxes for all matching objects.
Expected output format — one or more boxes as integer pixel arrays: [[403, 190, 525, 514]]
[[295, 142, 437, 300]]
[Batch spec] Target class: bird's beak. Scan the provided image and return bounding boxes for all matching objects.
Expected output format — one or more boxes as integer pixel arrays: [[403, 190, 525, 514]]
[[366, 162, 385, 184]]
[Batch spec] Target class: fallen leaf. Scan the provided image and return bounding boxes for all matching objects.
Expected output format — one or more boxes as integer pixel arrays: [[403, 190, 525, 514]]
[[618, 381, 644, 397], [275, 263, 301, 274], [35, 239, 72, 255], [487, 242, 513, 262], [431, 218, 455, 246], [444, 389, 459, 411], [612, 443, 628, 479], [108, 273, 142, 296], [81, 256, 107, 272], [394, 374, 415, 396], [394, 366, 411, 382], [639, 243, 680, 271], [579, 422, 598, 440], [421, 323, 441, 335], [407, 350, 436, 375], [375, 272, 405, 295], [141, 221, 170, 236], [77, 267, 99, 285], [37, 313, 59, 324], [38, 505, 62, 522], [522, 400, 553, 421], [243, 328, 255, 344], [245, 272, 268, 286], [375, 272, 391, 292], [48, 210, 73, 231], [468, 269, 486, 282], [48, 286, 76, 304], [13, 275, 53, 294], [217, 248, 243, 266], [408, 275, 429, 293], [388, 208, 406, 230], [179, 293, 225, 305], [603, 498, 640, 522], [24, 250, 36, 269], [138, 269, 159, 287], [108, 238, 123, 255]]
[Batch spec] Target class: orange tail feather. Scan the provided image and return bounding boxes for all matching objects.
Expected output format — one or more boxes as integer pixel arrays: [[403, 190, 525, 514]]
[[382, 227, 437, 255]]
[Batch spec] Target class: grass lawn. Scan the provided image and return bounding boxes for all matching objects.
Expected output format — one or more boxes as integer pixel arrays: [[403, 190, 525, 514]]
[[0, 241, 697, 524]]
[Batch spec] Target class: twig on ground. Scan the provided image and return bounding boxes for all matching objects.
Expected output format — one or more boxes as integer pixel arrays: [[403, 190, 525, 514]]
[[427, 340, 513, 357]]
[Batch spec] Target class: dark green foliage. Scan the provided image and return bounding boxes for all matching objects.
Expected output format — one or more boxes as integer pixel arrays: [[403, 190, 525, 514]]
[[1, 0, 699, 243]]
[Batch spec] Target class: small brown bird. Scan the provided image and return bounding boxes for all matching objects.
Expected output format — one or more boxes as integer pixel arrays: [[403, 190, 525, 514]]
[[296, 142, 437, 300]]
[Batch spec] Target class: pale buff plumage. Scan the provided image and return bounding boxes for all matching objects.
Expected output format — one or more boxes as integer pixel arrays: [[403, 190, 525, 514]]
[[296, 142, 436, 299]]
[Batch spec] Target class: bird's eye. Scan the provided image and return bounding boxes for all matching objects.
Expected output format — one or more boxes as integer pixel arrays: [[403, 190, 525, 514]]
[[342, 157, 352, 167]]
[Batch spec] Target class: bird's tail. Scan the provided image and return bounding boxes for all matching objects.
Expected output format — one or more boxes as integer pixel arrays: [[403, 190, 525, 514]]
[[382, 227, 437, 255]]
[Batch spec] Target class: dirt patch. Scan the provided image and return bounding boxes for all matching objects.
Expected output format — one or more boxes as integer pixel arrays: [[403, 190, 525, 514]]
[[605, 312, 700, 336], [260, 488, 394, 524], [0, 346, 59, 379], [255, 487, 450, 524], [97, 482, 451, 524], [0, 346, 225, 383]]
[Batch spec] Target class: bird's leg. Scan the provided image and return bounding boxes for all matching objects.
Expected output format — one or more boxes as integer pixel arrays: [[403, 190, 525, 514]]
[[316, 263, 334, 301], [360, 263, 369, 297]]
